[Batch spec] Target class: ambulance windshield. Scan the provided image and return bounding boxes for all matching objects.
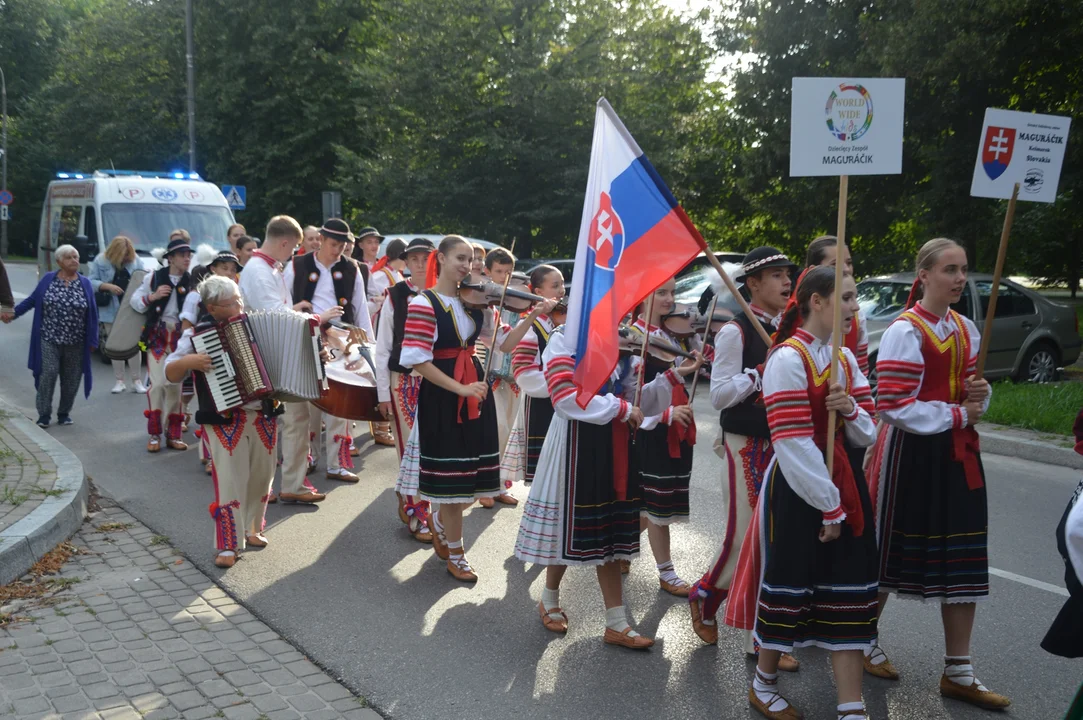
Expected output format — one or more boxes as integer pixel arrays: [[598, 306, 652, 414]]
[[101, 203, 234, 255]]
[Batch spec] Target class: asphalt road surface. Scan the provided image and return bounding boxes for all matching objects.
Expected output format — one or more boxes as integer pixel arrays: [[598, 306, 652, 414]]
[[1, 261, 1079, 720]]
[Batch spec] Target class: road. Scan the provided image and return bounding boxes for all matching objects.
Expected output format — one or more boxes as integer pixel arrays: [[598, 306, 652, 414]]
[[1, 261, 1079, 720]]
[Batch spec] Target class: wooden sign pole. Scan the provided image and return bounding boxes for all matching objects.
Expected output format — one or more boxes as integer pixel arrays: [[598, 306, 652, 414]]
[[974, 182, 1020, 380], [825, 175, 849, 477]]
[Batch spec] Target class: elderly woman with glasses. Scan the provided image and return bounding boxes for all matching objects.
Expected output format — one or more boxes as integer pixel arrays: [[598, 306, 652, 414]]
[[3, 244, 99, 427]]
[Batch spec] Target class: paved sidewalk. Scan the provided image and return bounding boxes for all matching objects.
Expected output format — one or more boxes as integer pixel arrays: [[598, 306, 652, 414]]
[[0, 421, 58, 534], [0, 496, 379, 720]]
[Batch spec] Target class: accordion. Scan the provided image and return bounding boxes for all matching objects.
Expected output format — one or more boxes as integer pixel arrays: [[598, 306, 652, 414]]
[[192, 310, 327, 413]]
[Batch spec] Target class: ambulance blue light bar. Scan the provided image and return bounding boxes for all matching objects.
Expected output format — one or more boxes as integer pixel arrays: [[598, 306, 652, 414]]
[[53, 170, 204, 180]]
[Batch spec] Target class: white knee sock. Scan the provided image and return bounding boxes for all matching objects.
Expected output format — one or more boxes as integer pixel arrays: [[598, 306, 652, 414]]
[[837, 700, 865, 719], [752, 669, 789, 712], [864, 644, 889, 665], [541, 587, 560, 612], [604, 606, 639, 637]]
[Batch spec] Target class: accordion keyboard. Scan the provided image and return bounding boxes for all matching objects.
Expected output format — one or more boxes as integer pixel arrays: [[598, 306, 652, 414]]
[[192, 330, 243, 412]]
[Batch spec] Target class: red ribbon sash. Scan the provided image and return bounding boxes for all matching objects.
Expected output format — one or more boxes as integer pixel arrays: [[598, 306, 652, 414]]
[[813, 431, 864, 536], [432, 346, 480, 422], [951, 426, 983, 490], [666, 383, 696, 458]]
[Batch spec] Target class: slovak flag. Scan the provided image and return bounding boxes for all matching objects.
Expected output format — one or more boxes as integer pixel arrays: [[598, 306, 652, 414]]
[[564, 98, 707, 407]]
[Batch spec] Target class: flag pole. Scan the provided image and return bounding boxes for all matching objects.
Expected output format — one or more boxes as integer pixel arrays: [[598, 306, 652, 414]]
[[688, 293, 718, 403], [632, 292, 656, 412], [974, 182, 1019, 380], [826, 175, 849, 478], [700, 252, 773, 347]]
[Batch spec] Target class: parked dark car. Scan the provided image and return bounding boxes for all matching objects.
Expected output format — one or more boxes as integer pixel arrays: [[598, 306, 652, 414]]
[[858, 272, 1081, 385], [515, 258, 576, 288]]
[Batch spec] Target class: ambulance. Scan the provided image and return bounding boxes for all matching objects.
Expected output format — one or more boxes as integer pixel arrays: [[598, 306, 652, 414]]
[[37, 170, 237, 275]]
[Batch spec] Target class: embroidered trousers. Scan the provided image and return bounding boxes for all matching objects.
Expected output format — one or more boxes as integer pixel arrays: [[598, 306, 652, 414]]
[[146, 338, 182, 439], [207, 411, 277, 551]]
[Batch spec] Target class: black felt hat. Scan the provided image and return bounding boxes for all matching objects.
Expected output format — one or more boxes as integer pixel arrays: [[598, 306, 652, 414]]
[[402, 237, 435, 256], [319, 218, 354, 243], [163, 237, 192, 257], [384, 238, 408, 261], [355, 226, 385, 242], [209, 251, 242, 272], [738, 246, 795, 281]]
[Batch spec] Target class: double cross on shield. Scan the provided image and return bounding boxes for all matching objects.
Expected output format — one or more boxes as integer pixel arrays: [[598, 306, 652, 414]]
[[982, 126, 1016, 181], [588, 191, 625, 271]]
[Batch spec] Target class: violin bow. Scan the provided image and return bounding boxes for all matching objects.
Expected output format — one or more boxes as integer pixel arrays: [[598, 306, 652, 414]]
[[482, 271, 514, 381], [688, 293, 718, 403]]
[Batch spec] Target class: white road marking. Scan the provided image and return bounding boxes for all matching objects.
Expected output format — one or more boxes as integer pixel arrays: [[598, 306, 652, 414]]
[[990, 566, 1069, 597]]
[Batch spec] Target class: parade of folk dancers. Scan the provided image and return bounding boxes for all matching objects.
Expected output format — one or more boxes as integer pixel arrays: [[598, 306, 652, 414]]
[[5, 94, 1082, 720]]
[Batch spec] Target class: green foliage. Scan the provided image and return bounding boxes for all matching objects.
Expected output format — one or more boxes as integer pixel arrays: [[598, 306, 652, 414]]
[[0, 0, 1081, 278], [984, 380, 1083, 436]]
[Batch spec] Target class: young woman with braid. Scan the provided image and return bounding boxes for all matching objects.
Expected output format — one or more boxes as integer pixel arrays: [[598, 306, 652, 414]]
[[499, 265, 563, 489], [748, 266, 879, 720], [398, 235, 500, 582], [513, 305, 702, 648], [870, 238, 1009, 710], [805, 236, 869, 376], [628, 278, 700, 596]]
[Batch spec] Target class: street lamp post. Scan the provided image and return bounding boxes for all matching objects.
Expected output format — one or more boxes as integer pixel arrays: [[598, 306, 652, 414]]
[[1, 65, 8, 258], [185, 0, 196, 173]]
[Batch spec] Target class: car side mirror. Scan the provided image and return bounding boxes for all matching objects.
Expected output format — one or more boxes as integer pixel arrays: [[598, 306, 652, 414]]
[[73, 235, 95, 263]]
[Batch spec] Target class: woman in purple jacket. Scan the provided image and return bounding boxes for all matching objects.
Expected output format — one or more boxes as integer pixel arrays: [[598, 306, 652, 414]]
[[3, 245, 99, 427]]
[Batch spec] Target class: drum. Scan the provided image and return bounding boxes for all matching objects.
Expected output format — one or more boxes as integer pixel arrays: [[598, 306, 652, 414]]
[[312, 327, 382, 421], [103, 269, 147, 361]]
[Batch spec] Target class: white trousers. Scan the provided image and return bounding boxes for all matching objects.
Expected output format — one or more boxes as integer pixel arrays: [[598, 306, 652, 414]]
[[280, 401, 351, 493], [146, 348, 182, 439], [492, 380, 520, 461], [208, 410, 276, 551]]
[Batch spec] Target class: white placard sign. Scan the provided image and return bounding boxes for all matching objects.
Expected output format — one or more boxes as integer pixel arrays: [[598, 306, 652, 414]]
[[790, 78, 906, 177], [970, 108, 1071, 204]]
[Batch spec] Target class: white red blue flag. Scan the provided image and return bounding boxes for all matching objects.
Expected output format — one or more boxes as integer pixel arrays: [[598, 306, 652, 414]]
[[564, 98, 707, 407]]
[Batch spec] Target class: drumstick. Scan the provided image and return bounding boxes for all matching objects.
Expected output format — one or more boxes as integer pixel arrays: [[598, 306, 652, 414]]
[[688, 293, 718, 404], [482, 272, 514, 381]]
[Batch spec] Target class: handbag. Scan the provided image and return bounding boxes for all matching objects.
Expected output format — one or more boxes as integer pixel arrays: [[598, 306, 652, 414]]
[[95, 267, 131, 307]]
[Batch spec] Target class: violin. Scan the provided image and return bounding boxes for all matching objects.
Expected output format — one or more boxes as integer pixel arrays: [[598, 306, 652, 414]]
[[458, 274, 546, 312], [661, 304, 696, 339], [617, 324, 696, 364], [692, 308, 734, 336]]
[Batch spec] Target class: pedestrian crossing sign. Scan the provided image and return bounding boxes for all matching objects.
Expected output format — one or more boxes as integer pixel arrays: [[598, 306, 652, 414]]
[[221, 185, 246, 210]]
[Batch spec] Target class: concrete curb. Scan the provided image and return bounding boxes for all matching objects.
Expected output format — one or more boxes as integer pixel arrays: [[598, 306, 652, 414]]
[[978, 422, 1083, 471], [0, 397, 89, 585]]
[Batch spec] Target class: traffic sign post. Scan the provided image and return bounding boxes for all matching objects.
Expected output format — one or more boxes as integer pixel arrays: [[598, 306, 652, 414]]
[[221, 185, 246, 210], [0, 189, 12, 205]]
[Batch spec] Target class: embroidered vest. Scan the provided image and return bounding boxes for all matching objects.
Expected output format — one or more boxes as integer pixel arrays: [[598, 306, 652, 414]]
[[388, 281, 419, 374], [720, 313, 773, 439], [899, 309, 971, 404], [140, 267, 190, 343], [291, 253, 359, 325], [425, 289, 483, 352]]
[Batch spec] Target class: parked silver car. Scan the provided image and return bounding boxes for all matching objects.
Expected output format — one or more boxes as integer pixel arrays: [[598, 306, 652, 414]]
[[858, 273, 1081, 385]]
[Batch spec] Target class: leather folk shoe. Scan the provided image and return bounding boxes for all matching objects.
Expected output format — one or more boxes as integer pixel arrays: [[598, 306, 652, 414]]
[[278, 491, 326, 504], [538, 602, 568, 634], [245, 534, 269, 548], [938, 674, 1011, 710], [446, 553, 478, 583], [689, 598, 718, 644], [603, 627, 654, 650], [748, 687, 803, 719], [147, 437, 161, 453], [495, 493, 519, 506], [778, 653, 801, 673], [430, 516, 450, 561], [396, 492, 410, 525], [167, 439, 188, 451], [478, 496, 496, 509], [660, 578, 691, 598], [374, 431, 395, 447], [214, 552, 236, 568], [863, 647, 899, 680], [326, 468, 359, 483]]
